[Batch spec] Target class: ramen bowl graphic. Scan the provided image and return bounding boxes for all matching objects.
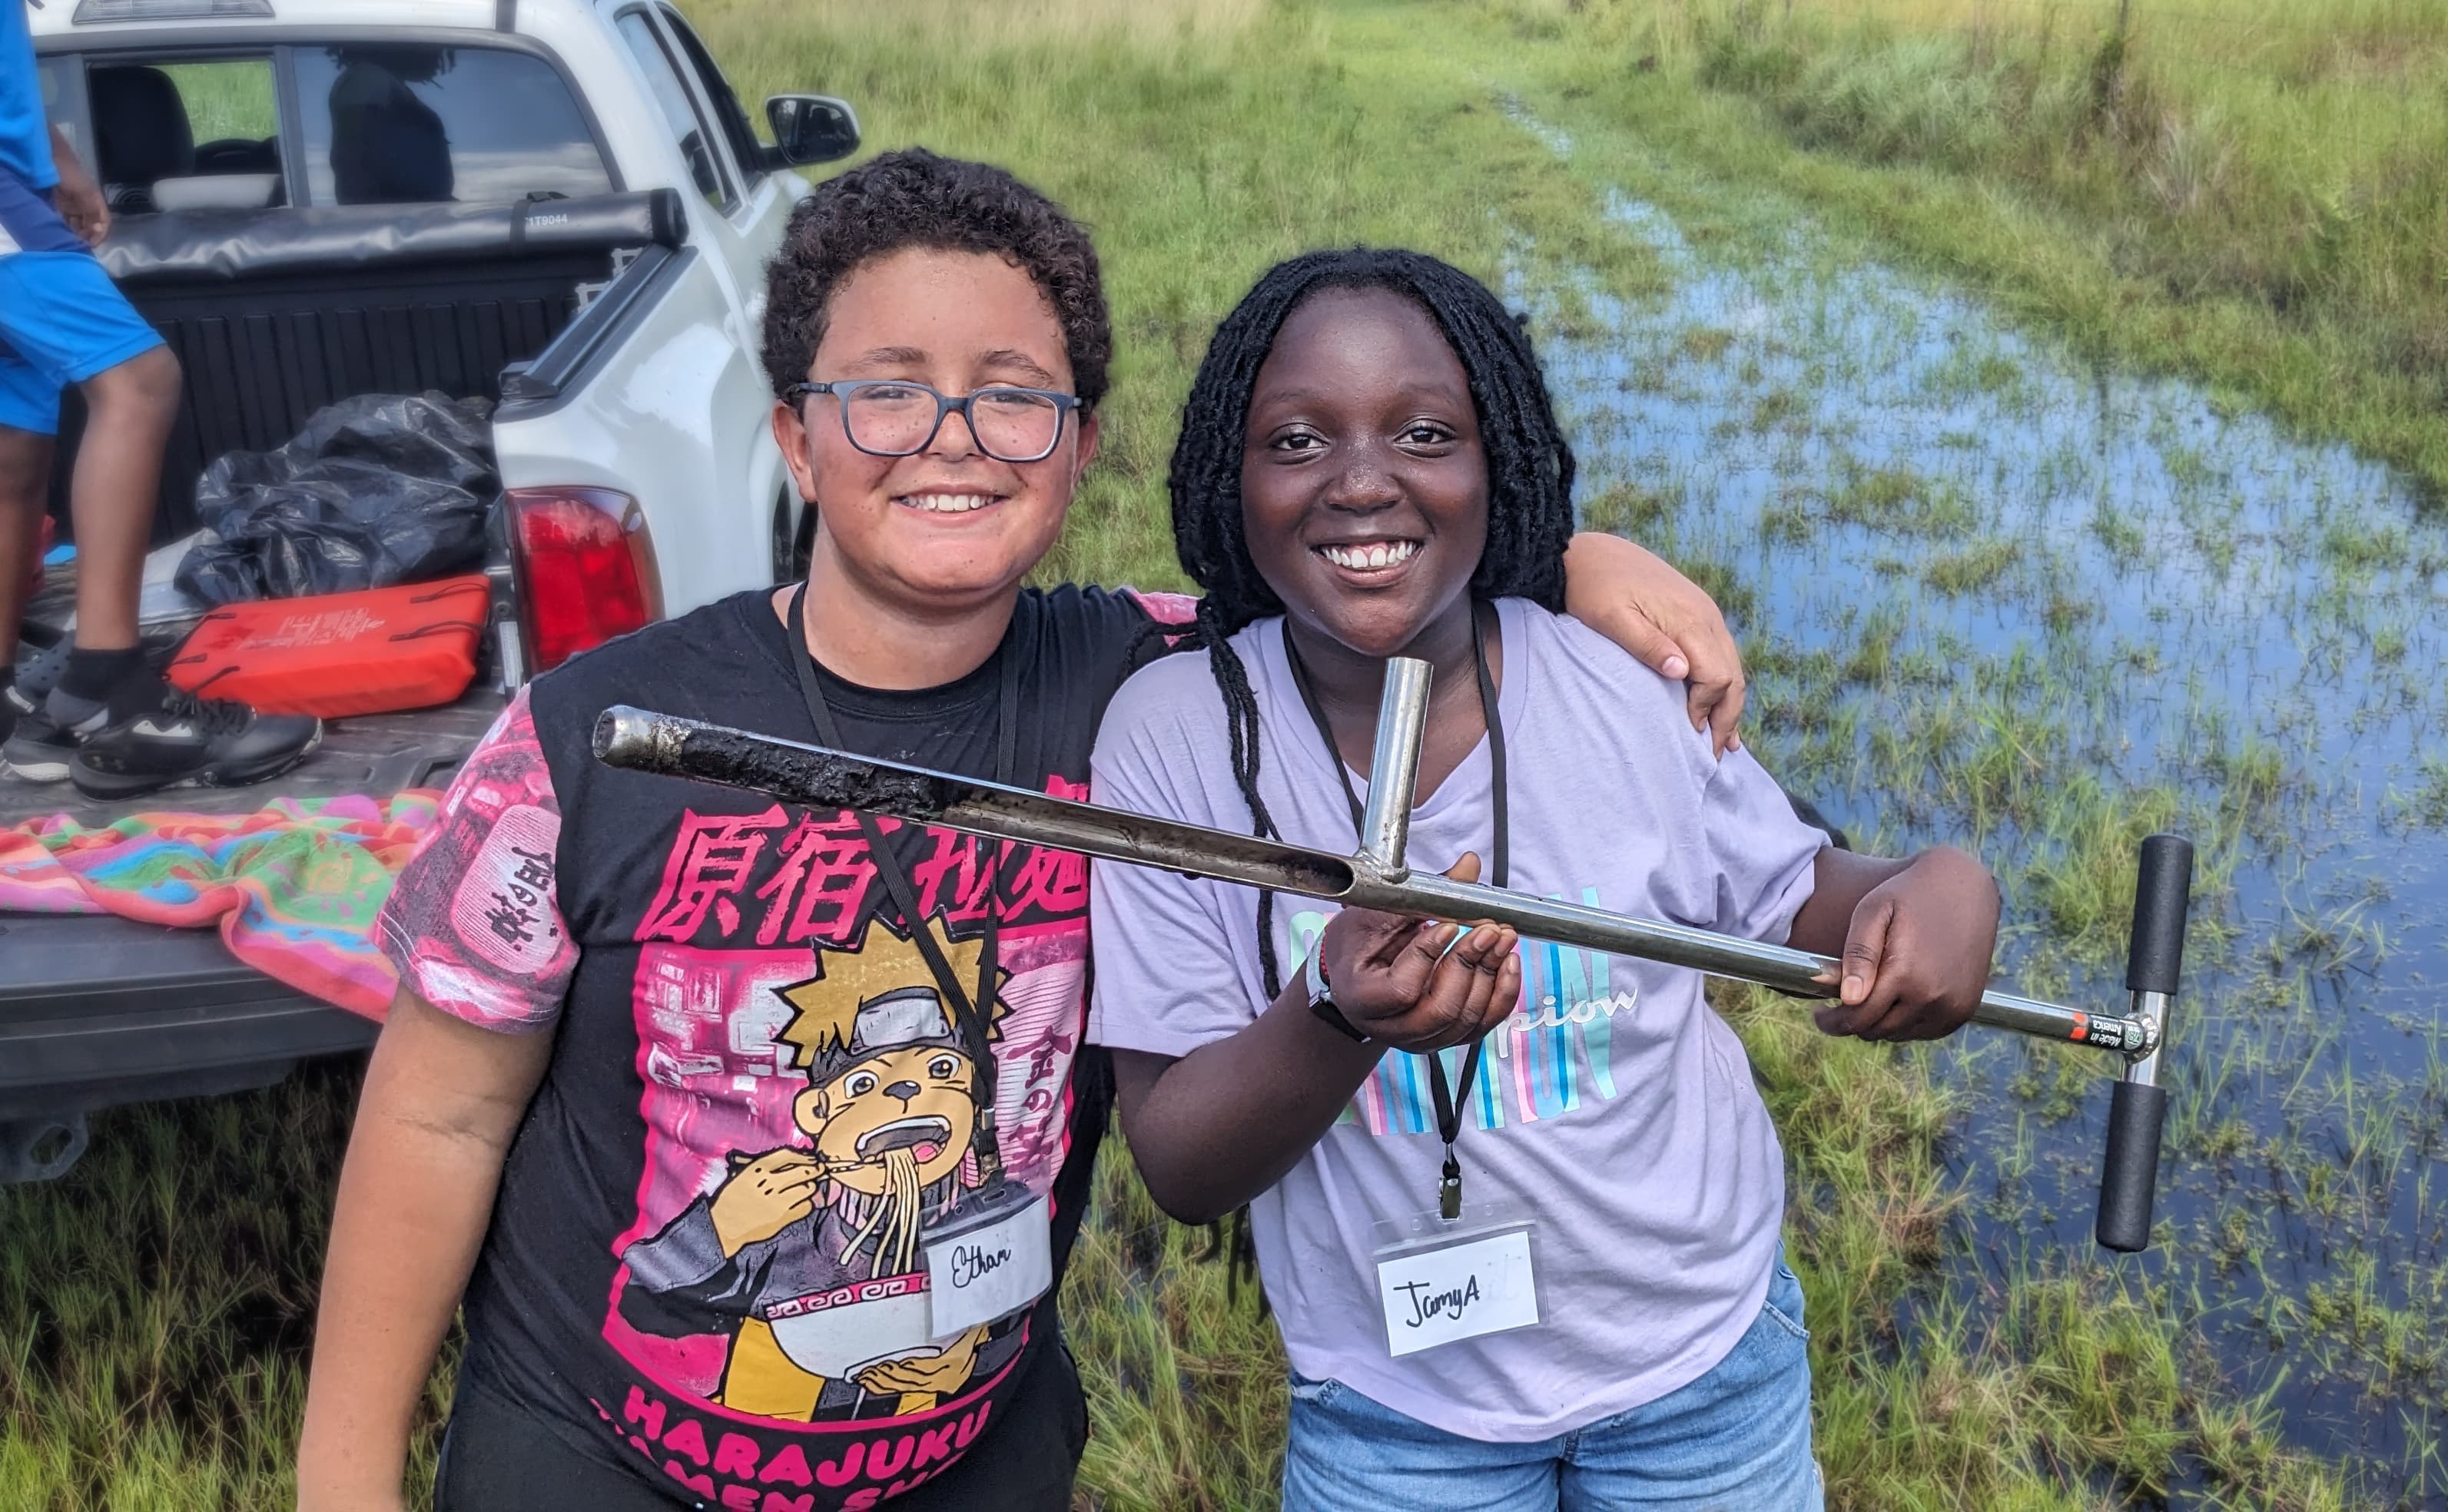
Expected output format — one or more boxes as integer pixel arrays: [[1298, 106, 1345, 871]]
[[761, 1272, 940, 1379]]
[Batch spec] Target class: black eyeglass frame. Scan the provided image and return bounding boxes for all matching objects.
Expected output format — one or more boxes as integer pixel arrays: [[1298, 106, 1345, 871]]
[[784, 379, 1086, 464]]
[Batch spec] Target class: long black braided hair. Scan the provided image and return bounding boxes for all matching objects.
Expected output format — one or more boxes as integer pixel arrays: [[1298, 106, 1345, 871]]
[[1148, 248, 1581, 1295], [1160, 247, 1579, 1001]]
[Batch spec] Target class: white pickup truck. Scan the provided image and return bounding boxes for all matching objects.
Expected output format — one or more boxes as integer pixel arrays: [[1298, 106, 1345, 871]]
[[2, 0, 857, 1178]]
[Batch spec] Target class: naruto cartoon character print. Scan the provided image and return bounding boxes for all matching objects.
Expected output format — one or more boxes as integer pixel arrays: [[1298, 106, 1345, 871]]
[[617, 920, 1023, 1420]]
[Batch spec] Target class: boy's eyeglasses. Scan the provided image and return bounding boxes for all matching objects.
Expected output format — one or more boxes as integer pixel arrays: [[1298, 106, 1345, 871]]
[[785, 380, 1083, 464]]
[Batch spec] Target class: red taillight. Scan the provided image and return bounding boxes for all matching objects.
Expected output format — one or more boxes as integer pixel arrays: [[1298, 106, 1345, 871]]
[[506, 486, 664, 674]]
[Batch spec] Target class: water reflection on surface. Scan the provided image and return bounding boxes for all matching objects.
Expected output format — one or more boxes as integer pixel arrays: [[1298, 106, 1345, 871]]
[[1513, 115, 2448, 1494]]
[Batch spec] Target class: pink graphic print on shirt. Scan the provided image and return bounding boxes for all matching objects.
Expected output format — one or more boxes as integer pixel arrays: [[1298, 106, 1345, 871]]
[[599, 781, 1093, 1433], [377, 688, 575, 1030]]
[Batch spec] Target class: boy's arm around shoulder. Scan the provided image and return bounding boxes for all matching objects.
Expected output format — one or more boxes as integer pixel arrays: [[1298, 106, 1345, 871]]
[[297, 991, 552, 1510], [1562, 531, 1747, 755]]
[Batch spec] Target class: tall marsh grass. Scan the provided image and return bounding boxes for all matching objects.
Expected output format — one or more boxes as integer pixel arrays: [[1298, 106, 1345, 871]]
[[1540, 0, 2448, 492], [688, 0, 1262, 53]]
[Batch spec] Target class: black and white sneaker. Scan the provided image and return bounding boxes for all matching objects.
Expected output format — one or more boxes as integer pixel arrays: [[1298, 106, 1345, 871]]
[[2, 683, 109, 782], [69, 690, 323, 800]]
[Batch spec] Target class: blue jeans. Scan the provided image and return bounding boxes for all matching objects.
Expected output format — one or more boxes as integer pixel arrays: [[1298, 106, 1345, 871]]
[[1282, 1259, 1822, 1511]]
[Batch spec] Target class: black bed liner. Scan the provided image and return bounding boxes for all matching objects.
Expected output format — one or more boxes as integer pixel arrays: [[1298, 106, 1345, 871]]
[[47, 190, 683, 545]]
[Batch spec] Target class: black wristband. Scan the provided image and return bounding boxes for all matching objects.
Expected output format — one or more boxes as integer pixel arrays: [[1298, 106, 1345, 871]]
[[1309, 991, 1371, 1043], [1306, 948, 1369, 1043]]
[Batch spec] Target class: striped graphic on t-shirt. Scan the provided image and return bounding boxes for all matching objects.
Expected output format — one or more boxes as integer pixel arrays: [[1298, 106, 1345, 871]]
[[1291, 887, 1642, 1138]]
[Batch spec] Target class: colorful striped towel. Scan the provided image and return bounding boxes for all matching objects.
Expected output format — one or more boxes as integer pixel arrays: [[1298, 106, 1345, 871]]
[[0, 791, 444, 1020]]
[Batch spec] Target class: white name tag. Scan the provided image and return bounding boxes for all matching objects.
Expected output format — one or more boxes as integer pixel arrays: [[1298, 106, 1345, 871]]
[[1375, 1225, 1539, 1357], [925, 1187, 1053, 1338]]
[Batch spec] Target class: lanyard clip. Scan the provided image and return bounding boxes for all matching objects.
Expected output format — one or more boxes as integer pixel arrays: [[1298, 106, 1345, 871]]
[[1439, 1150, 1463, 1222]]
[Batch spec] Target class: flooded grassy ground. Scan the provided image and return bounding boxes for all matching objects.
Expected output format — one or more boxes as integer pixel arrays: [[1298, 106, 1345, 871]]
[[1558, 0, 2448, 500], [4, 1, 2440, 1507], [1484, 19, 2448, 1494], [1522, 128, 2448, 1494]]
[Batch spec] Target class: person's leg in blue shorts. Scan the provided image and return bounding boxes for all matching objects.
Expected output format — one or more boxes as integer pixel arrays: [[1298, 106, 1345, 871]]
[[0, 177, 186, 780], [5, 138, 317, 796]]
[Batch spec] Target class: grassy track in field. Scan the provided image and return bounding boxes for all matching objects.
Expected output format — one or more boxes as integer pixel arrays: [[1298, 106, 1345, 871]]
[[1514, 0, 2448, 500]]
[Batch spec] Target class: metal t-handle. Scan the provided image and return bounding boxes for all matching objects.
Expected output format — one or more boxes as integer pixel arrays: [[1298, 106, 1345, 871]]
[[2095, 834, 2192, 1253]]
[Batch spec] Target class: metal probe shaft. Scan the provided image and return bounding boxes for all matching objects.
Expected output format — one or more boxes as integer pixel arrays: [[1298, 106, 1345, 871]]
[[590, 703, 2155, 1059]]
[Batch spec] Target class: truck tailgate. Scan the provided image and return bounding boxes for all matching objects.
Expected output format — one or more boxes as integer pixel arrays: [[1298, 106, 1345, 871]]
[[0, 691, 503, 1160], [0, 913, 378, 1117]]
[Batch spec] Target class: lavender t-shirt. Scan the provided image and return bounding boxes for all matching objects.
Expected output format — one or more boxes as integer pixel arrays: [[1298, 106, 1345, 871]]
[[1086, 598, 1829, 1441]]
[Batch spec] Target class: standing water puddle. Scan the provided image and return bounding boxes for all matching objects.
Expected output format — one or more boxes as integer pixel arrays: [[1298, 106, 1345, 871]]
[[1504, 104, 2448, 1499]]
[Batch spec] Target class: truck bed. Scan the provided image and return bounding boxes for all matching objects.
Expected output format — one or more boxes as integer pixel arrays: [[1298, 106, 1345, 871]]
[[0, 687, 502, 1174], [47, 192, 681, 545], [4, 191, 680, 1177], [0, 684, 503, 831]]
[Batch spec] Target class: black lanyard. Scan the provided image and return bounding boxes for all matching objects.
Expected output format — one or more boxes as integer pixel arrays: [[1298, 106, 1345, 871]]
[[786, 582, 1019, 1166], [1284, 603, 1509, 1221]]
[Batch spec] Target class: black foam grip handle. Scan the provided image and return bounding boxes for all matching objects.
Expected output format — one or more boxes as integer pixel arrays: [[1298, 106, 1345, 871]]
[[2125, 834, 2194, 996], [2095, 1079, 2168, 1252]]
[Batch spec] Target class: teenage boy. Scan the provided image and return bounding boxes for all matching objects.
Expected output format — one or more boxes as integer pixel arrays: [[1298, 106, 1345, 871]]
[[298, 148, 1746, 1512]]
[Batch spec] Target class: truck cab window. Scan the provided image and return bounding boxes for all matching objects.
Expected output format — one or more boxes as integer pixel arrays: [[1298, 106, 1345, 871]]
[[658, 6, 765, 183], [616, 11, 733, 211], [87, 57, 285, 214], [294, 46, 613, 207]]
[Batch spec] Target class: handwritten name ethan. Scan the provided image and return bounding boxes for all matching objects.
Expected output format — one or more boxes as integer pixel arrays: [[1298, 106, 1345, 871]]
[[1395, 1272, 1483, 1329], [949, 1240, 1011, 1289]]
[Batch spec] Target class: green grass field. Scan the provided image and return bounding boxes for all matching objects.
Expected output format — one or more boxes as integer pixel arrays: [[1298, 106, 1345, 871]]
[[8, 0, 2446, 1506], [1629, 0, 2448, 499]]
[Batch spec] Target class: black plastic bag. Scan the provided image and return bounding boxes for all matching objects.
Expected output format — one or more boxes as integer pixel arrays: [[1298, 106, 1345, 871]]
[[176, 392, 497, 605]]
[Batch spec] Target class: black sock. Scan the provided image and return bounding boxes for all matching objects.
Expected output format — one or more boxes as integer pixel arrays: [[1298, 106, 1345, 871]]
[[107, 670, 171, 724], [60, 645, 148, 702]]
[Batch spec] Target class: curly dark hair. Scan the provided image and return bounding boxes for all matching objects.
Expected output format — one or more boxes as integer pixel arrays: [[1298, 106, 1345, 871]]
[[760, 148, 1112, 408]]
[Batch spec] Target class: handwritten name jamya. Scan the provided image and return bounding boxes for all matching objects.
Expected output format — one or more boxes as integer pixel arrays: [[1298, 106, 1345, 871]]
[[1395, 1273, 1483, 1330]]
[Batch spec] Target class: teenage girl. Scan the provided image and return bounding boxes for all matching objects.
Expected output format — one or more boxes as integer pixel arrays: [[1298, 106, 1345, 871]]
[[1089, 248, 2001, 1509]]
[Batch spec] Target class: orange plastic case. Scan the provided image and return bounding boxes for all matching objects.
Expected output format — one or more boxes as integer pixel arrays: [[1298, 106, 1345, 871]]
[[168, 576, 489, 718]]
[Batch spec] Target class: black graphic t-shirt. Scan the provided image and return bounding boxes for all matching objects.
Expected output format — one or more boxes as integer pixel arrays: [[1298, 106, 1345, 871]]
[[374, 585, 1175, 1509]]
